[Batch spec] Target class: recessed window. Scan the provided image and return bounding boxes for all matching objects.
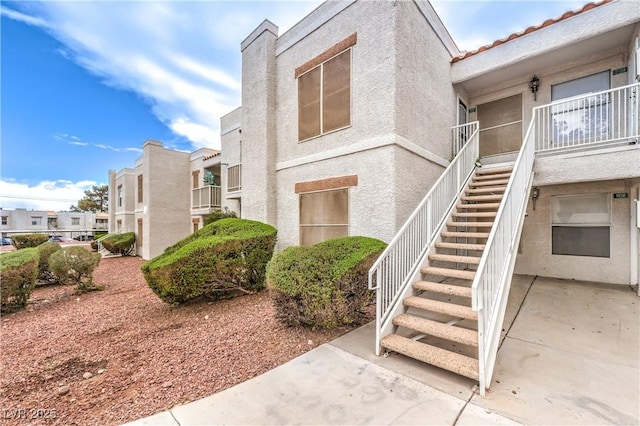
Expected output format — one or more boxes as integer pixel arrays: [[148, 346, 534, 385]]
[[117, 185, 123, 208], [298, 49, 351, 141], [551, 193, 610, 258], [1, 216, 7, 225], [137, 175, 143, 203], [299, 188, 349, 246], [72, 218, 80, 226], [31, 216, 42, 226]]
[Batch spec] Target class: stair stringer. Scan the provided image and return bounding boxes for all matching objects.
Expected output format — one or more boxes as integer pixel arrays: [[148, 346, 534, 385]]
[[378, 171, 477, 350], [477, 170, 534, 396]]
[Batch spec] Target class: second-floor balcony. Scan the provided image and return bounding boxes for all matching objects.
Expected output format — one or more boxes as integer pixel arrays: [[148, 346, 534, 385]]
[[192, 185, 221, 210], [227, 164, 242, 192]]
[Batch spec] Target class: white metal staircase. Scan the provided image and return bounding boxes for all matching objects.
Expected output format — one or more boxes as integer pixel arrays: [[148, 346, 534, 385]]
[[369, 119, 535, 395], [379, 163, 514, 383]]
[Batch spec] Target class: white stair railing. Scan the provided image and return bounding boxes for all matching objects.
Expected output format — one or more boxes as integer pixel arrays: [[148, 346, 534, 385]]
[[368, 122, 480, 355], [452, 121, 480, 157], [471, 113, 536, 396]]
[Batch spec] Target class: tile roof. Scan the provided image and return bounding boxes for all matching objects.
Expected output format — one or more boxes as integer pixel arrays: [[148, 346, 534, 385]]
[[203, 152, 221, 161], [451, 0, 613, 63]]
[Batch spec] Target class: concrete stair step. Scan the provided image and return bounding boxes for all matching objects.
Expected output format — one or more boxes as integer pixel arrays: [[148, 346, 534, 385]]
[[473, 172, 512, 181], [452, 211, 497, 218], [466, 186, 506, 195], [404, 296, 478, 320], [446, 221, 494, 228], [441, 231, 490, 239], [456, 202, 501, 210], [413, 280, 473, 297], [381, 334, 479, 380], [435, 242, 486, 251], [476, 165, 513, 175], [428, 253, 481, 265], [421, 266, 476, 280], [461, 194, 503, 202], [393, 314, 478, 347], [469, 179, 510, 187]]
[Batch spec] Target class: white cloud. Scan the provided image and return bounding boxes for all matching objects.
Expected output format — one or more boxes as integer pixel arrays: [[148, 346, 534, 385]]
[[2, 1, 321, 151], [0, 179, 99, 211], [55, 132, 142, 153]]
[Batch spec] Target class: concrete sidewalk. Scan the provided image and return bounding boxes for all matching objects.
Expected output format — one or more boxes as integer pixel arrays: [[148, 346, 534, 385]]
[[125, 276, 639, 425]]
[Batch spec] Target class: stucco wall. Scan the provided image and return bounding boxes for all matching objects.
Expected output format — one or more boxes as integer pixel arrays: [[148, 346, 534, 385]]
[[220, 106, 242, 214], [273, 0, 396, 164], [515, 179, 633, 284], [240, 21, 277, 226], [394, 0, 456, 162], [110, 168, 135, 234], [138, 141, 191, 260], [275, 145, 396, 250]]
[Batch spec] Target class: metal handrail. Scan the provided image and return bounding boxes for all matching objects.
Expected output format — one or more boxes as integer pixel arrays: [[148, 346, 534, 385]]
[[368, 122, 480, 355]]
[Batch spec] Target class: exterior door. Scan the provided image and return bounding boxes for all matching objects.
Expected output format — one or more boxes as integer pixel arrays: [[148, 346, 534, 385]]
[[477, 94, 523, 156]]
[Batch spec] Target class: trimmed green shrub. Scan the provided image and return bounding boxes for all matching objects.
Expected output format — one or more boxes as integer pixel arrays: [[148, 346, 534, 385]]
[[101, 232, 135, 256], [49, 246, 102, 292], [142, 218, 277, 304], [203, 207, 237, 226], [36, 242, 62, 284], [11, 233, 48, 250], [266, 236, 386, 330], [0, 248, 39, 313]]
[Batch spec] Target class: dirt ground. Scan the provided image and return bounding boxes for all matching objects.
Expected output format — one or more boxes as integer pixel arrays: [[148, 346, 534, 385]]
[[0, 255, 366, 425]]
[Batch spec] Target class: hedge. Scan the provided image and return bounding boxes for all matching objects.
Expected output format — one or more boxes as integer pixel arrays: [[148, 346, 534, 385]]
[[11, 234, 48, 250], [203, 207, 237, 226], [266, 236, 386, 330], [101, 232, 135, 255], [142, 218, 277, 304], [36, 241, 62, 284], [49, 246, 101, 292], [0, 248, 39, 313]]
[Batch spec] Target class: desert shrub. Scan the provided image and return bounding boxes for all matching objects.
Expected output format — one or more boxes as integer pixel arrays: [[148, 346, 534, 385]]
[[203, 207, 237, 226], [142, 218, 277, 304], [0, 248, 39, 313], [36, 241, 62, 284], [266, 236, 386, 330], [11, 233, 48, 250], [49, 246, 102, 292], [101, 232, 135, 256]]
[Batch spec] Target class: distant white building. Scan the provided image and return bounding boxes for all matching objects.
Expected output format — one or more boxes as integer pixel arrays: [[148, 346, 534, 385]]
[[0, 208, 108, 239]]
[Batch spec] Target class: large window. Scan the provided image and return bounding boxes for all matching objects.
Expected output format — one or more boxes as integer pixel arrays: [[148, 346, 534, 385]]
[[117, 185, 123, 208], [299, 188, 349, 246], [551, 71, 610, 143], [298, 49, 351, 141], [1, 216, 7, 225], [551, 193, 610, 258], [72, 218, 80, 226], [31, 216, 42, 226]]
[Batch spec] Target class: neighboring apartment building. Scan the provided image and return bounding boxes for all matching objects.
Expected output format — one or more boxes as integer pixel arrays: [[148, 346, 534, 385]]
[[0, 208, 108, 239], [109, 139, 224, 259]]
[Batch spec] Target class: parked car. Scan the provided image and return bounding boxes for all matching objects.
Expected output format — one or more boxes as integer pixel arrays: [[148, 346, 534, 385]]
[[73, 235, 94, 241], [49, 236, 73, 243], [1, 237, 12, 246]]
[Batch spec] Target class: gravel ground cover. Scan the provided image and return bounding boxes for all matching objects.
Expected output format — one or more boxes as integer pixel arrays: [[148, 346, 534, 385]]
[[0, 256, 366, 425]]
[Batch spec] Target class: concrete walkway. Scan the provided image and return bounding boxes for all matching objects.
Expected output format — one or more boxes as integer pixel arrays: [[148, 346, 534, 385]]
[[124, 276, 639, 425]]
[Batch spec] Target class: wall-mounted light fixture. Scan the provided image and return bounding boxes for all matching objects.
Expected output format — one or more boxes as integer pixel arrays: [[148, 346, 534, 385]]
[[529, 75, 540, 101], [531, 186, 540, 210]]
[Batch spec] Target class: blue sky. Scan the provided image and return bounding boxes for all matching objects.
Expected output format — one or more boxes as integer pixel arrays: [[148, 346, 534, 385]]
[[1, 0, 587, 211]]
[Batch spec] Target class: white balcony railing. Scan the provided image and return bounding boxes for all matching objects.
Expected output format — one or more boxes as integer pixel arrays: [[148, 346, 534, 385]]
[[227, 164, 242, 192], [192, 185, 221, 210], [535, 83, 639, 153], [368, 122, 480, 355]]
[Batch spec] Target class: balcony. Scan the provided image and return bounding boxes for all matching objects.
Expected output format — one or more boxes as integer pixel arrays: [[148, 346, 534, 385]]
[[227, 164, 242, 192], [192, 185, 221, 210], [534, 83, 639, 154]]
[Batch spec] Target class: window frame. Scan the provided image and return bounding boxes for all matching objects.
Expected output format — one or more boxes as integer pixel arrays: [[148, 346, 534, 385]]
[[71, 217, 80, 226], [31, 216, 42, 226], [137, 174, 143, 204], [299, 187, 350, 246], [550, 193, 611, 258], [297, 48, 353, 142], [1, 216, 7, 226], [117, 185, 123, 208]]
